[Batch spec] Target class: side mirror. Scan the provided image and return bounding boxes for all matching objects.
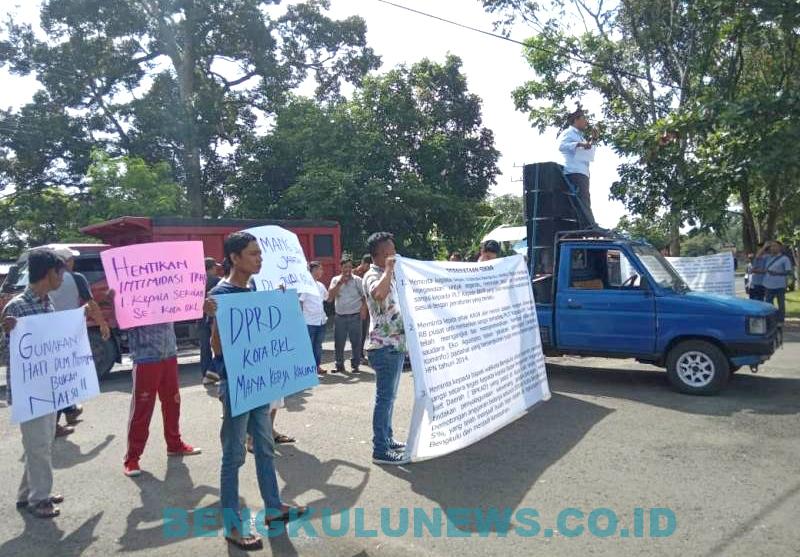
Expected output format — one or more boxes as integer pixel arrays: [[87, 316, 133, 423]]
[[1, 265, 19, 293]]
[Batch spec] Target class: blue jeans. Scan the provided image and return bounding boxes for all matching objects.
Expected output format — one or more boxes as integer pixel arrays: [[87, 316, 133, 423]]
[[765, 288, 786, 321], [369, 347, 404, 455], [219, 382, 282, 531], [307, 324, 326, 367]]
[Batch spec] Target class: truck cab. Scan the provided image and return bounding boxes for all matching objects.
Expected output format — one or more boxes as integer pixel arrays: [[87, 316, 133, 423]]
[[533, 232, 781, 395], [522, 162, 781, 395]]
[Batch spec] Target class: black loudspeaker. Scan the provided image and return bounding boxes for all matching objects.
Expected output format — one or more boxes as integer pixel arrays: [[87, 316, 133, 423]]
[[524, 162, 590, 278]]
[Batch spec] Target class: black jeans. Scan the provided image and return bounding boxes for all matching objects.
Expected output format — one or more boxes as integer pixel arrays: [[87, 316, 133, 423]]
[[565, 173, 595, 225]]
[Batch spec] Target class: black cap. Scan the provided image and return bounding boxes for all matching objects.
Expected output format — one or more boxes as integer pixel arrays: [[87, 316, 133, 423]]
[[481, 240, 501, 254]]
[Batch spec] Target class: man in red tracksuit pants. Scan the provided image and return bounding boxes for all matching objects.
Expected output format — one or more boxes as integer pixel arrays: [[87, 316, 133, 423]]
[[123, 322, 200, 477]]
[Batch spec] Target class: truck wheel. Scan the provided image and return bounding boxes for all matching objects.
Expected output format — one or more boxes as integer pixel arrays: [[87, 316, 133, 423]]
[[88, 329, 118, 381], [666, 340, 730, 395]]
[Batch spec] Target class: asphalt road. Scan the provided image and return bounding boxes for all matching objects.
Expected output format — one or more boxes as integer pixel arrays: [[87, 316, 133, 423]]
[[0, 329, 798, 557]]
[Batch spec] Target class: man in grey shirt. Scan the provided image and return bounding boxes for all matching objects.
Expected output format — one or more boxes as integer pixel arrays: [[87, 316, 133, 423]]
[[329, 256, 366, 373], [762, 241, 794, 321]]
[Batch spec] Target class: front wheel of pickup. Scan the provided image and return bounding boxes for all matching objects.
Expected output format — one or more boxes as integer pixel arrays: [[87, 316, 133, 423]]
[[666, 340, 730, 395]]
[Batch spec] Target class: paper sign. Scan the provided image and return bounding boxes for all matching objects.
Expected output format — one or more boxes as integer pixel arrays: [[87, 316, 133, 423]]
[[101, 241, 206, 329], [574, 145, 596, 163], [214, 289, 319, 417], [395, 255, 550, 461], [10, 308, 100, 424], [243, 226, 318, 296], [667, 252, 735, 296]]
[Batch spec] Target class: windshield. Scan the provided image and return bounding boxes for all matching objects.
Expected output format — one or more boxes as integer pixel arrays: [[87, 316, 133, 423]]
[[631, 245, 689, 292], [12, 255, 105, 289]]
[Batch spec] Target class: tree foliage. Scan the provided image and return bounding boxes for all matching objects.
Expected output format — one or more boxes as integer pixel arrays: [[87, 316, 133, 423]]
[[1, 0, 379, 216], [229, 56, 500, 258], [481, 0, 800, 255]]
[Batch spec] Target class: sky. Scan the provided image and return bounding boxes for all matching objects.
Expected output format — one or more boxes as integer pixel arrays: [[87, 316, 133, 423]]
[[0, 0, 628, 228]]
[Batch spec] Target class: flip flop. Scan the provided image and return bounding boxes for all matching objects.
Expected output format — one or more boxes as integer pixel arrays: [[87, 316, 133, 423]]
[[273, 434, 296, 444], [264, 505, 309, 525], [224, 533, 263, 551]]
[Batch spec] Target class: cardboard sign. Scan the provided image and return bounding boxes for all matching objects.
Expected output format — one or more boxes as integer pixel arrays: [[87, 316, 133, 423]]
[[214, 289, 318, 417], [243, 226, 318, 296], [101, 242, 206, 329], [10, 308, 100, 424]]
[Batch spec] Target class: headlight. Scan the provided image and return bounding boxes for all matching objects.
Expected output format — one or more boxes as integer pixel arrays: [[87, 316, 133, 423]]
[[747, 316, 766, 335]]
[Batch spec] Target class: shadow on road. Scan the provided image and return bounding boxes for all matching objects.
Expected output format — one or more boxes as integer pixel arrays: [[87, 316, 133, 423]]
[[275, 444, 371, 513], [548, 363, 800, 416], [0, 511, 103, 557], [384, 393, 612, 533], [52, 434, 115, 469], [118, 460, 217, 553]]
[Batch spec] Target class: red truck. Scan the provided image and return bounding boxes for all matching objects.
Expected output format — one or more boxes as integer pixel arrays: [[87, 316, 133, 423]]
[[1, 216, 342, 378]]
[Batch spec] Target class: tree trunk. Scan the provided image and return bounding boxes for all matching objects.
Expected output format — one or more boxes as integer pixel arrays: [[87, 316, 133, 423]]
[[739, 184, 758, 253], [178, 1, 203, 218], [668, 204, 681, 256]]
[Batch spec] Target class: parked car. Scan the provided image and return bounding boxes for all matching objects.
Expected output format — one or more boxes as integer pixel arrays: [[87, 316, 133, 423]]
[[1, 216, 343, 379]]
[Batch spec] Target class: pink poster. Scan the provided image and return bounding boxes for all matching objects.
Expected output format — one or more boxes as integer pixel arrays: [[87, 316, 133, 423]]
[[101, 241, 206, 329]]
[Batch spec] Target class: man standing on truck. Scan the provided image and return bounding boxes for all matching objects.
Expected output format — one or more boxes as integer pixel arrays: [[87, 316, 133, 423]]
[[558, 108, 597, 224], [763, 240, 794, 322], [49, 246, 110, 437], [1, 248, 109, 518]]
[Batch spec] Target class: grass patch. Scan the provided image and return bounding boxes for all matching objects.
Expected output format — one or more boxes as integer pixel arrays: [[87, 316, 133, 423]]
[[786, 290, 800, 319]]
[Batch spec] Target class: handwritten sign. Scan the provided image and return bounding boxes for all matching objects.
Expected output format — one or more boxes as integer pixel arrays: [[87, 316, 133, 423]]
[[667, 252, 735, 296], [10, 308, 100, 424], [213, 289, 318, 417], [101, 242, 206, 329], [243, 226, 317, 296]]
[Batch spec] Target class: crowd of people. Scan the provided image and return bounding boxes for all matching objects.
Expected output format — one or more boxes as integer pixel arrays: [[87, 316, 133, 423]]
[[0, 230, 409, 551]]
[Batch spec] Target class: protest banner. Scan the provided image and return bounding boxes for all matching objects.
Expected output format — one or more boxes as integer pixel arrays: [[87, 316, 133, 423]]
[[101, 241, 206, 329], [243, 225, 318, 296], [213, 289, 319, 417], [395, 254, 550, 461], [667, 252, 735, 296], [9, 308, 100, 424]]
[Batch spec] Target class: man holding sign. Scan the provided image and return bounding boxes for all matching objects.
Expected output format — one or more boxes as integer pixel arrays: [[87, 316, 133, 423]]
[[1, 248, 109, 519], [207, 232, 309, 551]]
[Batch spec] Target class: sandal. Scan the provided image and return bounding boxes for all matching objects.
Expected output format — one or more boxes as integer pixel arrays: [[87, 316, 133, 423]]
[[265, 505, 309, 525], [273, 434, 296, 444], [28, 500, 60, 519], [17, 493, 64, 509], [225, 529, 263, 551]]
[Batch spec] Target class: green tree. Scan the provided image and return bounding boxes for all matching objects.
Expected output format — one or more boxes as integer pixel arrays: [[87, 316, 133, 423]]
[[481, 0, 798, 255], [1, 0, 380, 216], [80, 150, 185, 223], [615, 215, 669, 251], [489, 194, 524, 226], [230, 56, 500, 258]]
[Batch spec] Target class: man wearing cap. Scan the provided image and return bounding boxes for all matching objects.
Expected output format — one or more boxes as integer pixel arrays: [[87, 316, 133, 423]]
[[50, 247, 108, 437], [478, 240, 501, 262], [558, 108, 597, 224]]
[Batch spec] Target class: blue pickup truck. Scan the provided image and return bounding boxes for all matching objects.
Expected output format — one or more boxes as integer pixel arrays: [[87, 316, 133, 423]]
[[522, 163, 781, 395], [531, 231, 781, 395]]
